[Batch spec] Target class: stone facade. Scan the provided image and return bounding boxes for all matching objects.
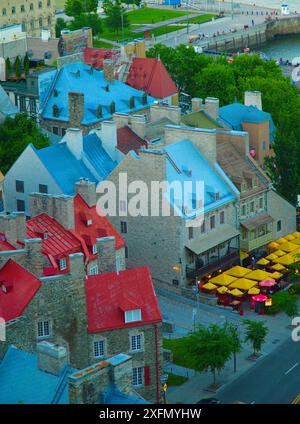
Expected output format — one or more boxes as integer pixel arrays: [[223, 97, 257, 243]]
[[0, 0, 55, 37]]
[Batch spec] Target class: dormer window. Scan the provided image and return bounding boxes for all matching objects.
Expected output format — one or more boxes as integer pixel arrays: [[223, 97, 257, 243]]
[[125, 309, 141, 323], [215, 192, 220, 201], [1, 280, 13, 294], [59, 258, 67, 271], [53, 104, 59, 117], [92, 244, 97, 254], [87, 219, 92, 226]]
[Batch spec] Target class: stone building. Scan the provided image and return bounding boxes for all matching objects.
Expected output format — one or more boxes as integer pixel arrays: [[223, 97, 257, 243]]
[[0, 252, 162, 403], [0, 0, 55, 37]]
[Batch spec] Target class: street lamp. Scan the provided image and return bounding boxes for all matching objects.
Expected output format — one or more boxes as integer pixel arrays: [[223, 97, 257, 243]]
[[160, 374, 168, 404]]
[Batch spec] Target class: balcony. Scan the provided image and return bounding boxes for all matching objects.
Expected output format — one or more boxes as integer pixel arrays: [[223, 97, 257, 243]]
[[240, 231, 274, 252], [186, 248, 240, 280]]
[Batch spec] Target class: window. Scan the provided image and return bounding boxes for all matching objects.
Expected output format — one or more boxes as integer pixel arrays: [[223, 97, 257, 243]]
[[241, 204, 246, 216], [61, 128, 66, 136], [92, 245, 97, 254], [262, 141, 266, 151], [17, 199, 25, 212], [88, 265, 98, 275], [39, 17, 43, 28], [38, 320, 50, 338], [39, 184, 48, 194], [131, 334, 142, 351], [29, 99, 36, 114], [21, 5, 25, 12], [47, 16, 51, 26], [125, 309, 141, 323], [16, 180, 24, 193], [172, 279, 179, 286], [39, 1, 43, 8], [87, 218, 92, 226], [200, 220, 205, 233], [93, 340, 104, 358], [12, 6, 16, 14], [116, 255, 121, 271], [125, 246, 128, 259], [2, 8, 7, 16], [53, 126, 59, 135], [30, 3, 34, 11], [132, 367, 143, 387], [30, 19, 34, 30], [188, 226, 194, 240], [210, 215, 215, 230], [59, 258, 67, 271], [20, 96, 26, 112], [120, 221, 127, 234], [259, 197, 264, 209], [47, 0, 51, 5], [277, 220, 282, 232], [250, 201, 254, 213], [220, 211, 225, 225]]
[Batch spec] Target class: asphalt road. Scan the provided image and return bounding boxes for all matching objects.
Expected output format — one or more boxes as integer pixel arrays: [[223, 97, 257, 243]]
[[217, 337, 300, 404]]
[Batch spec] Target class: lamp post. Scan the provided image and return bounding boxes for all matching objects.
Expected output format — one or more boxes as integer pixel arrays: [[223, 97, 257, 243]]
[[160, 374, 168, 404]]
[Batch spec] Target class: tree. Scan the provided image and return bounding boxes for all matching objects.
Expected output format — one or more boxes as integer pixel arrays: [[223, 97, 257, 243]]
[[14, 56, 21, 79], [55, 17, 67, 38], [23, 53, 30, 76], [243, 320, 268, 356], [0, 114, 50, 174], [188, 324, 233, 385], [266, 291, 299, 317], [65, 0, 84, 17], [5, 57, 11, 77], [69, 13, 102, 36], [226, 323, 243, 373], [105, 0, 130, 40]]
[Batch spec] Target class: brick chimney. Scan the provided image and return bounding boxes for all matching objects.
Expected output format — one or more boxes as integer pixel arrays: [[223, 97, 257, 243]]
[[103, 59, 114, 83], [68, 92, 84, 128], [24, 238, 44, 276], [0, 212, 27, 246], [96, 236, 116, 274], [191, 98, 203, 113], [244, 91, 262, 111], [204, 97, 219, 120], [37, 341, 68, 376], [75, 179, 97, 207]]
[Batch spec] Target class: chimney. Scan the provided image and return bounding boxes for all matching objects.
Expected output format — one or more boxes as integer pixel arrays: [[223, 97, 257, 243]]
[[244, 91, 262, 111], [63, 128, 83, 160], [68, 92, 84, 128], [103, 59, 114, 83], [69, 252, 85, 279], [191, 98, 203, 113], [130, 115, 147, 139], [96, 236, 116, 274], [37, 341, 68, 376], [29, 193, 75, 230], [0, 212, 27, 246], [24, 238, 44, 276], [99, 121, 118, 161], [204, 97, 219, 120], [75, 179, 97, 207]]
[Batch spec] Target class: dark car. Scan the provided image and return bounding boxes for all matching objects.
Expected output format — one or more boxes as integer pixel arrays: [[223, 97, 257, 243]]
[[196, 398, 221, 404]]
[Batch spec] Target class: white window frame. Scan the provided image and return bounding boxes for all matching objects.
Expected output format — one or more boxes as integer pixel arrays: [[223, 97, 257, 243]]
[[88, 265, 98, 275], [92, 244, 97, 254], [131, 334, 142, 352], [37, 320, 50, 338], [87, 219, 92, 226], [59, 258, 67, 271], [132, 367, 143, 387], [93, 340, 105, 358], [125, 309, 142, 323]]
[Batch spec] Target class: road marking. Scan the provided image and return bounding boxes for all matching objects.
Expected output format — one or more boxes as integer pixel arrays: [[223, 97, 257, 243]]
[[285, 362, 299, 375], [291, 393, 300, 404]]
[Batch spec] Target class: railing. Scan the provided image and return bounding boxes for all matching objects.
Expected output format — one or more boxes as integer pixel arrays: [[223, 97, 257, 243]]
[[186, 248, 240, 279], [240, 232, 273, 252]]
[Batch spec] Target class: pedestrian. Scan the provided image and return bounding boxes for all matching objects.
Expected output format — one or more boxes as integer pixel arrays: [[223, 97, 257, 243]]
[[252, 19, 254, 26]]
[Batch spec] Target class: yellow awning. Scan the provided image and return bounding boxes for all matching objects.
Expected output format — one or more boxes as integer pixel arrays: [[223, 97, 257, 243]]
[[248, 287, 260, 295], [229, 288, 244, 297], [293, 231, 300, 238], [285, 234, 295, 241], [268, 242, 279, 250], [224, 266, 251, 278], [246, 269, 273, 281], [271, 271, 283, 279], [271, 263, 287, 271], [273, 254, 300, 266], [203, 282, 217, 291], [256, 258, 269, 266], [290, 237, 300, 245], [217, 286, 229, 294], [229, 278, 257, 290], [272, 250, 285, 257], [210, 274, 237, 286], [265, 253, 278, 261], [276, 237, 287, 245], [240, 251, 249, 260], [279, 241, 298, 252]]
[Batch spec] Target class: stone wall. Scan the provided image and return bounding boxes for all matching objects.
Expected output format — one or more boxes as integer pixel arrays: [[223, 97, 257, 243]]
[[29, 193, 75, 229]]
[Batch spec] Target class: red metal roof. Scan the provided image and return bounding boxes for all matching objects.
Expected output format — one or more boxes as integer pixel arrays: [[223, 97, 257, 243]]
[[86, 266, 162, 333], [117, 126, 147, 155], [0, 233, 16, 252], [83, 47, 120, 69], [126, 57, 178, 99], [0, 259, 41, 321], [74, 194, 125, 251]]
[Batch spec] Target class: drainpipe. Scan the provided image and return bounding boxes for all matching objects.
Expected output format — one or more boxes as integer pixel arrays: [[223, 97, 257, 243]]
[[154, 323, 160, 404]]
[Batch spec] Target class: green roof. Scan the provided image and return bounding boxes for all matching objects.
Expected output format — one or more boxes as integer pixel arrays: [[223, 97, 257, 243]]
[[181, 111, 221, 129]]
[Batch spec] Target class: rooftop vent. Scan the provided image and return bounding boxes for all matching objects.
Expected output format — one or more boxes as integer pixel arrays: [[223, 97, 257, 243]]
[[182, 165, 192, 177], [0, 279, 13, 294]]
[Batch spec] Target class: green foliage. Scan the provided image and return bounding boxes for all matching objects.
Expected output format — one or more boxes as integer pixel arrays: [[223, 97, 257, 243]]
[[146, 46, 300, 203], [23, 53, 30, 76], [65, 0, 84, 17], [188, 324, 234, 384], [243, 320, 268, 355], [105, 0, 130, 39], [5, 57, 11, 76], [14, 56, 21, 79], [69, 12, 102, 35], [0, 114, 50, 174], [166, 373, 188, 386], [266, 291, 299, 317], [55, 17, 67, 38]]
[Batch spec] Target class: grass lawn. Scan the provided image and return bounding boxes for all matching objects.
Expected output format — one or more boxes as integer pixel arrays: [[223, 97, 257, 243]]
[[126, 8, 188, 24], [164, 336, 197, 370], [167, 373, 188, 386], [93, 39, 117, 49], [185, 14, 217, 24]]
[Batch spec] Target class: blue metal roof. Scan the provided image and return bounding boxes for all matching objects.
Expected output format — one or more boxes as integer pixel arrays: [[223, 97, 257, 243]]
[[0, 346, 73, 404], [0, 85, 18, 119], [219, 103, 276, 141], [41, 62, 155, 124], [33, 132, 117, 195], [164, 140, 236, 217]]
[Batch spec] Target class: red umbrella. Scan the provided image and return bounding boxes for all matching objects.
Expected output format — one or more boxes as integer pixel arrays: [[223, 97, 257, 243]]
[[259, 280, 276, 287], [252, 294, 268, 303]]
